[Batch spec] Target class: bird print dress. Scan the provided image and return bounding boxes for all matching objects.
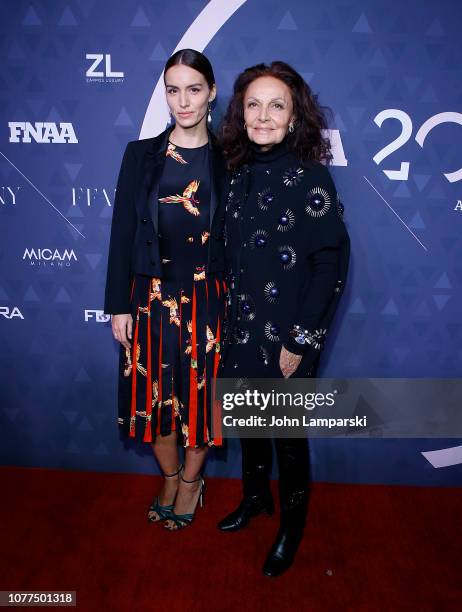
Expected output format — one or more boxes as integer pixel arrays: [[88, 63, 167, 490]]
[[117, 141, 225, 448]]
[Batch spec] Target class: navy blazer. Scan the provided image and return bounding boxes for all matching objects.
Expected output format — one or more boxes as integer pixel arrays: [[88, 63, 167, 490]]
[[104, 126, 226, 314]]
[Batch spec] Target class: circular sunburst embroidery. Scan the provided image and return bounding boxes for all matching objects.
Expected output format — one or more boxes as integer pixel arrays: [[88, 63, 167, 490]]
[[305, 186, 331, 217], [264, 281, 280, 303], [283, 167, 304, 187], [278, 245, 297, 270], [233, 327, 250, 344], [238, 294, 256, 321], [257, 188, 275, 211], [264, 321, 280, 342], [277, 209, 295, 232], [249, 229, 269, 249]]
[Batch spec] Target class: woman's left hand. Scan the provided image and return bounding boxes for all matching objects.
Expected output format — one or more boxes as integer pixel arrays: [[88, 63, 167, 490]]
[[279, 346, 302, 378]]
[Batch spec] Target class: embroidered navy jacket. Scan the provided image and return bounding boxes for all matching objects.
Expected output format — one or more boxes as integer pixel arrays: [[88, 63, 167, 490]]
[[221, 139, 350, 378]]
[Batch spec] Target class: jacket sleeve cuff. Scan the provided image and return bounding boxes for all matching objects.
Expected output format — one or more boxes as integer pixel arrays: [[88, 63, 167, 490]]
[[283, 325, 328, 356]]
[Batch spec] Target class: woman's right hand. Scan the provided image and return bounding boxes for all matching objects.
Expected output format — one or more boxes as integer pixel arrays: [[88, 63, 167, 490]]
[[111, 314, 133, 350]]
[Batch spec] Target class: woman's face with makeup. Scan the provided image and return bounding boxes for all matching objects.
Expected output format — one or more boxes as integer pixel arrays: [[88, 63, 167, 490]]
[[243, 76, 295, 150], [165, 64, 215, 129]]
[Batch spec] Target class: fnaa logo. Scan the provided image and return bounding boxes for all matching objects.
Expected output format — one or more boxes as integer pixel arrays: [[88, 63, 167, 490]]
[[0, 306, 24, 320], [23, 248, 78, 267], [85, 309, 110, 323], [8, 122, 78, 144], [85, 54, 124, 83]]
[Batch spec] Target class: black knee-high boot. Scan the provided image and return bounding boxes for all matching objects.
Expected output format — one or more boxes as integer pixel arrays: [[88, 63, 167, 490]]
[[262, 437, 311, 576], [218, 437, 274, 531]]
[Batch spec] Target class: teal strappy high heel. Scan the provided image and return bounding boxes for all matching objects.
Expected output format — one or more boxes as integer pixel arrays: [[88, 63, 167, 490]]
[[147, 464, 184, 523], [164, 475, 205, 530]]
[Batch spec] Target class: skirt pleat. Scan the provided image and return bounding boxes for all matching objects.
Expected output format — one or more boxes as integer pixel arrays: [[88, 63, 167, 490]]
[[117, 272, 225, 447]]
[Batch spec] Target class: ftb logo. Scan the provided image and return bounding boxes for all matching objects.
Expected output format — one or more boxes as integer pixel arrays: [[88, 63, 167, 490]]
[[9, 122, 78, 144], [85, 309, 110, 323], [86, 54, 124, 82], [23, 248, 77, 267], [0, 306, 24, 320]]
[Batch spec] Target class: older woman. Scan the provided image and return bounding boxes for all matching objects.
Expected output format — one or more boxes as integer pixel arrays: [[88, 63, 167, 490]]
[[217, 61, 350, 576]]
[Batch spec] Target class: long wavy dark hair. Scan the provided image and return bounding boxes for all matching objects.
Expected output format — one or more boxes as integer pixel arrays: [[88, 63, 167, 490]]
[[218, 61, 333, 169]]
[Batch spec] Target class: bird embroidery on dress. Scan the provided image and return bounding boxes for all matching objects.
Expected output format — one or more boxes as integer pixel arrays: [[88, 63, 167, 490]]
[[166, 142, 188, 165], [150, 278, 162, 301], [201, 231, 210, 244], [139, 278, 162, 313], [205, 325, 217, 353], [162, 396, 180, 417], [123, 344, 147, 377], [194, 265, 206, 281], [162, 297, 181, 326], [158, 180, 201, 216]]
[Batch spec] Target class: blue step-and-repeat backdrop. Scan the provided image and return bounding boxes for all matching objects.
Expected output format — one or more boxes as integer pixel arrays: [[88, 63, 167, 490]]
[[1, 0, 461, 486]]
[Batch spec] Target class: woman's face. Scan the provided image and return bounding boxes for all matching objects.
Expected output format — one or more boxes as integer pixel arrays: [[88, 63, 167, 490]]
[[165, 64, 215, 129], [243, 76, 295, 150]]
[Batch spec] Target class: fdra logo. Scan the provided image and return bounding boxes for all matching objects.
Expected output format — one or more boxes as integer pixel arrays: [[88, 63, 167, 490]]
[[23, 248, 78, 268], [9, 122, 78, 144], [85, 309, 110, 323], [86, 54, 124, 83], [0, 306, 24, 320]]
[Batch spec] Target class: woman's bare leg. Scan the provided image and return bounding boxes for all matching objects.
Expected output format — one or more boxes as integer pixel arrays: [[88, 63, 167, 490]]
[[164, 445, 208, 529], [147, 431, 182, 521]]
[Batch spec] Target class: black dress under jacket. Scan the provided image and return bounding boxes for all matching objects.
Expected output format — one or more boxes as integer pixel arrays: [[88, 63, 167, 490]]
[[104, 125, 226, 315]]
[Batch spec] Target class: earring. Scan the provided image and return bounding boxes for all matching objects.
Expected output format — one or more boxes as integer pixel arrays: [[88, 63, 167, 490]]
[[207, 103, 212, 124], [167, 112, 172, 126], [243, 121, 247, 129], [288, 122, 294, 133]]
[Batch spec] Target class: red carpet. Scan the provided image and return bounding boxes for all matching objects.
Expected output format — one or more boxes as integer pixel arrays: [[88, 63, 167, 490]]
[[1, 466, 460, 611]]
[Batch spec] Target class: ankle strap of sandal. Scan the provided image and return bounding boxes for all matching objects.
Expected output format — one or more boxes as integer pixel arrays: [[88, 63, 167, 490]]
[[164, 464, 184, 478], [181, 475, 202, 484]]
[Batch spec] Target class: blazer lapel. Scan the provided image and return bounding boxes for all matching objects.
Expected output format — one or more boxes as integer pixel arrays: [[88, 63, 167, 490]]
[[140, 125, 174, 234]]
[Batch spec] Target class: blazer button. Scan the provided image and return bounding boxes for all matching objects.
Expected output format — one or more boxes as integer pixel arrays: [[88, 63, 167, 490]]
[[141, 218, 148, 224], [146, 239, 153, 245]]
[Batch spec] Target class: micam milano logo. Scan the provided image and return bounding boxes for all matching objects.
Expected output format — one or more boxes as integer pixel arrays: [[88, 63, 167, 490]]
[[23, 248, 78, 267], [8, 122, 78, 144], [85, 54, 124, 83]]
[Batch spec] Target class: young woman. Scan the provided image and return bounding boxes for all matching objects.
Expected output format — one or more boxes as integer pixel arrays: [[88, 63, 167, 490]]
[[217, 61, 350, 576], [104, 49, 226, 531]]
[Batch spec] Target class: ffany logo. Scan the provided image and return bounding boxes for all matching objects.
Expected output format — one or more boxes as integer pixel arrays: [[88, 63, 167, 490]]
[[72, 188, 115, 207], [86, 54, 124, 82], [23, 248, 78, 268], [0, 187, 21, 205], [9, 122, 78, 144], [0, 306, 24, 320], [85, 310, 110, 323]]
